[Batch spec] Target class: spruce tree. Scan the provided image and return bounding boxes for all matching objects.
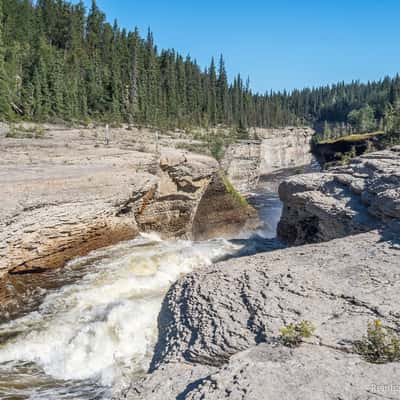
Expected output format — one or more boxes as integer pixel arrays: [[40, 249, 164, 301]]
[[0, 0, 398, 133], [217, 54, 229, 123], [208, 57, 217, 126], [0, 0, 11, 120]]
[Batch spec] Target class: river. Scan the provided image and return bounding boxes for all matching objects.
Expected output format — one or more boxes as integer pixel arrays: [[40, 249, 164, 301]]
[[0, 163, 318, 399]]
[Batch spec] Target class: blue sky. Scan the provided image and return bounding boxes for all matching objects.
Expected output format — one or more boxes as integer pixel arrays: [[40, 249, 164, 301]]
[[82, 0, 400, 93]]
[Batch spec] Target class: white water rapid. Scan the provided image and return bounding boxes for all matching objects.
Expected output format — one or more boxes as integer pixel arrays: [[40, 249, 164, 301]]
[[0, 234, 240, 399]]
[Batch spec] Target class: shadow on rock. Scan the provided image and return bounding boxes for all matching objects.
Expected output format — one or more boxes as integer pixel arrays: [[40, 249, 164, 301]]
[[216, 234, 285, 263], [379, 221, 400, 249]]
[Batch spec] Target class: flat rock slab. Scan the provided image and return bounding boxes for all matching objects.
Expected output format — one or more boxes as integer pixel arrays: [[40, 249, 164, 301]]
[[122, 229, 400, 399], [127, 345, 400, 400]]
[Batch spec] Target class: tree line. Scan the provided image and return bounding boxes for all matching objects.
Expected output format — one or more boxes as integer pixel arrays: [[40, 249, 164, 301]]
[[1, 0, 400, 135]]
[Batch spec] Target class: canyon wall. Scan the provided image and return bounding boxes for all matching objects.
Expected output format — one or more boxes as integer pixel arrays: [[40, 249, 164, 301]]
[[223, 127, 314, 193], [0, 129, 254, 317], [256, 126, 315, 175]]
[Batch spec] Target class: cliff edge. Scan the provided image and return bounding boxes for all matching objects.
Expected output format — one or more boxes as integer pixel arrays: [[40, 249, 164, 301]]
[[0, 127, 254, 317]]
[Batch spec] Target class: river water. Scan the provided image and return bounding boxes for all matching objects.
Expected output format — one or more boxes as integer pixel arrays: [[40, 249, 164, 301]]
[[0, 164, 317, 399]]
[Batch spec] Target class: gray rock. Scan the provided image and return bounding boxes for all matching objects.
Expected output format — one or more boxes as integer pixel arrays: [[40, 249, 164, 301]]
[[181, 344, 400, 400], [120, 148, 400, 400], [122, 229, 400, 399], [278, 147, 400, 244], [0, 130, 254, 317]]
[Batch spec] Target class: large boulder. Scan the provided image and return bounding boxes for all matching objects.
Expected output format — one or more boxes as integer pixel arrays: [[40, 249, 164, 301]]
[[278, 147, 400, 244]]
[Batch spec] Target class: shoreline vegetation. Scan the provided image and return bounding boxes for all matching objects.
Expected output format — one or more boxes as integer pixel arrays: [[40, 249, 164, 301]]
[[316, 131, 385, 145], [313, 129, 400, 167]]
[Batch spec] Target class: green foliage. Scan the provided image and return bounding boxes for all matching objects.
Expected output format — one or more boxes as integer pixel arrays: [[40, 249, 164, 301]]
[[383, 100, 400, 144], [1, 0, 400, 134], [354, 320, 400, 364], [318, 131, 385, 145], [0, 0, 12, 120], [279, 321, 315, 348], [322, 120, 332, 139], [219, 172, 248, 207], [347, 105, 376, 133], [208, 135, 225, 161], [5, 124, 45, 139]]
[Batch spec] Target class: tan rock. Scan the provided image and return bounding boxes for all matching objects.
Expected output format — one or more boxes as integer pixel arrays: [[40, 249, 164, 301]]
[[0, 128, 254, 315], [222, 127, 314, 193]]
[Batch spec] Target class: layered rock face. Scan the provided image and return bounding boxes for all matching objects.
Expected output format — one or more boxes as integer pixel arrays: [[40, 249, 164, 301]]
[[223, 127, 314, 193], [0, 129, 253, 315], [221, 140, 262, 193], [122, 148, 400, 400], [137, 153, 256, 240], [278, 146, 400, 244], [257, 126, 315, 175], [0, 150, 211, 277]]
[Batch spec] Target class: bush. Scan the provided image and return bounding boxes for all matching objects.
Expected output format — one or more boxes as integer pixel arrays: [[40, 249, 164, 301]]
[[5, 124, 45, 139], [219, 172, 248, 207], [209, 135, 225, 161], [354, 320, 400, 364], [279, 320, 315, 348], [5, 125, 18, 138]]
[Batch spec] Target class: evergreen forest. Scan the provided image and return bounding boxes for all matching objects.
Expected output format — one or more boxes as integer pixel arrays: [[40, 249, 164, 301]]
[[1, 0, 400, 139]]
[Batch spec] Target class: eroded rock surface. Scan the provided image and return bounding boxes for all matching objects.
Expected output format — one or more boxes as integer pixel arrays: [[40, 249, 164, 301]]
[[222, 140, 262, 194], [257, 127, 315, 175], [122, 229, 400, 399], [0, 128, 253, 315], [125, 344, 400, 400], [223, 127, 314, 193], [278, 147, 400, 244]]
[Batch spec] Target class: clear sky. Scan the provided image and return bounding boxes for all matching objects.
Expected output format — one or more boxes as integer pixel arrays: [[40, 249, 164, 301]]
[[81, 0, 400, 93]]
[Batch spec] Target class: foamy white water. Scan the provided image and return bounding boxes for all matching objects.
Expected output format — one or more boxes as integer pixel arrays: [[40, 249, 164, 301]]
[[0, 234, 240, 398]]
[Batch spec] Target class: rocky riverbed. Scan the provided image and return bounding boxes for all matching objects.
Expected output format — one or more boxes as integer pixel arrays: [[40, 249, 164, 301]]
[[122, 147, 400, 400]]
